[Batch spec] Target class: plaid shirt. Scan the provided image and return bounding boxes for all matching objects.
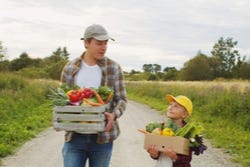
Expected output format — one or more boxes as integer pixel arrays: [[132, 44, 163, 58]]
[[60, 53, 127, 144]]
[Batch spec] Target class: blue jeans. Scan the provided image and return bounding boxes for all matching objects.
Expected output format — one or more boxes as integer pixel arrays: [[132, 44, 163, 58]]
[[62, 133, 113, 167]]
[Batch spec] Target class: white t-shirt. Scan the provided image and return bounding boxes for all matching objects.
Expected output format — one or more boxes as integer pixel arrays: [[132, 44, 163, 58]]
[[75, 60, 102, 89]]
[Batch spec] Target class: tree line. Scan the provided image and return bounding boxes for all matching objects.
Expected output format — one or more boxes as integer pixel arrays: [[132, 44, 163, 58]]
[[0, 37, 250, 81], [0, 43, 69, 80], [125, 37, 250, 81]]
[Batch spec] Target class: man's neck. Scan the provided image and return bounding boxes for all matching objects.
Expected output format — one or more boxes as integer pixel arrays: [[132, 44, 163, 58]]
[[82, 52, 97, 66]]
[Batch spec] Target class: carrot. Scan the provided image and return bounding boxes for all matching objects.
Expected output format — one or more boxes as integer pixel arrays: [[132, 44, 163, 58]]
[[105, 92, 113, 103], [83, 98, 103, 106], [93, 90, 105, 104], [137, 129, 150, 134]]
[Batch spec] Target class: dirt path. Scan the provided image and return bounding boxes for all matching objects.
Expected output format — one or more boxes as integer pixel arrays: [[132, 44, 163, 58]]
[[2, 100, 240, 167]]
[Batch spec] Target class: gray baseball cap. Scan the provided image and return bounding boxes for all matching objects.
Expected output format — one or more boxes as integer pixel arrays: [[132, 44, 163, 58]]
[[80, 24, 114, 41]]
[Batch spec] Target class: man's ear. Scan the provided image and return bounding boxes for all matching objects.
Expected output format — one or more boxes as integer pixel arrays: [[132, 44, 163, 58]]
[[84, 39, 89, 49]]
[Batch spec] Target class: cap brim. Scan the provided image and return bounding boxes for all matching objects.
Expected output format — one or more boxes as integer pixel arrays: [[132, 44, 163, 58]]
[[80, 35, 115, 41], [94, 35, 115, 41], [166, 95, 175, 103]]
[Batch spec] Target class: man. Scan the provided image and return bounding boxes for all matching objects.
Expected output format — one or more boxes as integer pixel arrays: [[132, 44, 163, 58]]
[[60, 24, 127, 167]]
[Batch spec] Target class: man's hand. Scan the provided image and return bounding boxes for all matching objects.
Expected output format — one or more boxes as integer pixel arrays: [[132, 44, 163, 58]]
[[103, 112, 116, 132]]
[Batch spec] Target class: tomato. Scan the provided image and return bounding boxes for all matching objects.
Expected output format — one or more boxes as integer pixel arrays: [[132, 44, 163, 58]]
[[83, 88, 94, 98], [78, 88, 94, 99], [68, 90, 82, 102]]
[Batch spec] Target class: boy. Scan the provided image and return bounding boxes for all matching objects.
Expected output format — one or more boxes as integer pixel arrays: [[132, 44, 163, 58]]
[[147, 95, 193, 167]]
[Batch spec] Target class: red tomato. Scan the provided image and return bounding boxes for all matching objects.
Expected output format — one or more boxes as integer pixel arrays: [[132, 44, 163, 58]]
[[78, 88, 94, 99], [83, 88, 94, 98], [68, 90, 82, 102]]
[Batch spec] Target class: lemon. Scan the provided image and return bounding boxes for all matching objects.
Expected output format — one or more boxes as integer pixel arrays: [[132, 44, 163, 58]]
[[162, 128, 175, 136]]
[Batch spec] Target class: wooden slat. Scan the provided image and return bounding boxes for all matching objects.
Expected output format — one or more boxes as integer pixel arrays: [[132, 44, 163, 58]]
[[53, 122, 105, 132], [54, 113, 105, 122], [53, 103, 110, 114]]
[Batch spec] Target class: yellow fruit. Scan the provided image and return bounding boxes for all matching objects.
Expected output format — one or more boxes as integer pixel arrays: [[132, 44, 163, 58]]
[[162, 128, 175, 136], [152, 128, 162, 135]]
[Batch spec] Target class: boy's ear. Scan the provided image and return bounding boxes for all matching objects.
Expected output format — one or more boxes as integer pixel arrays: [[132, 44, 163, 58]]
[[182, 110, 189, 119]]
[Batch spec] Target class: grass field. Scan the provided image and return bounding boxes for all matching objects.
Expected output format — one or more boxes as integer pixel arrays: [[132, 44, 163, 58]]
[[0, 73, 249, 166]]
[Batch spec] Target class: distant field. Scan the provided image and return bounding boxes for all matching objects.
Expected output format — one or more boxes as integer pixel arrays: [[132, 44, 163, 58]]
[[128, 80, 250, 91]]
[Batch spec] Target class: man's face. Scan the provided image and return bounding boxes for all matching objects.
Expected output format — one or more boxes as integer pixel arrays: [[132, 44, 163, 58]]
[[85, 38, 108, 60]]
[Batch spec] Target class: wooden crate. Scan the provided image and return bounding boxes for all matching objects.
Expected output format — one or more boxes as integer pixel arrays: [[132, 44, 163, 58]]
[[53, 103, 109, 133]]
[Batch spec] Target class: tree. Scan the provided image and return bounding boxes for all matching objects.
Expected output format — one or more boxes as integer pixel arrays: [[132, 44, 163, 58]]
[[143, 64, 153, 73], [62, 47, 70, 60], [179, 53, 212, 80], [210, 37, 240, 78], [233, 60, 250, 79], [0, 41, 4, 61], [52, 47, 69, 61], [207, 56, 221, 78], [142, 64, 161, 73], [153, 64, 161, 73], [129, 69, 140, 75], [44, 47, 70, 80], [9, 52, 32, 71], [0, 60, 10, 71], [163, 67, 177, 73], [148, 74, 159, 81], [0, 41, 7, 61], [163, 67, 178, 80]]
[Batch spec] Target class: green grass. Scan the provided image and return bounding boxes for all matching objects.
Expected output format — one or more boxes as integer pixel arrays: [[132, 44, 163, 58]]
[[126, 81, 250, 167], [0, 73, 58, 164], [0, 74, 249, 166]]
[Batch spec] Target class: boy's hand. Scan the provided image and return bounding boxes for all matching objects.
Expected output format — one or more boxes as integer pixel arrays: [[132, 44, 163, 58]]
[[162, 147, 178, 160], [147, 145, 160, 158]]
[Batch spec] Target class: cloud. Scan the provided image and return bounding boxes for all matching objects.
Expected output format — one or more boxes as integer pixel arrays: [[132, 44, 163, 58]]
[[0, 0, 250, 71]]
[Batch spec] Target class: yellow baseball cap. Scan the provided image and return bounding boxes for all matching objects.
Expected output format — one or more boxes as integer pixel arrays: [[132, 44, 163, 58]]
[[166, 94, 193, 115]]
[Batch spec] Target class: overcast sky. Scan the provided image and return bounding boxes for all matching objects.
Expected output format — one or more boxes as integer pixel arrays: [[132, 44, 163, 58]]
[[1, 0, 250, 71]]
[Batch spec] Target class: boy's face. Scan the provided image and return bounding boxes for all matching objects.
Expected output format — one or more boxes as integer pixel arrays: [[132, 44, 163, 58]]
[[167, 101, 188, 120]]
